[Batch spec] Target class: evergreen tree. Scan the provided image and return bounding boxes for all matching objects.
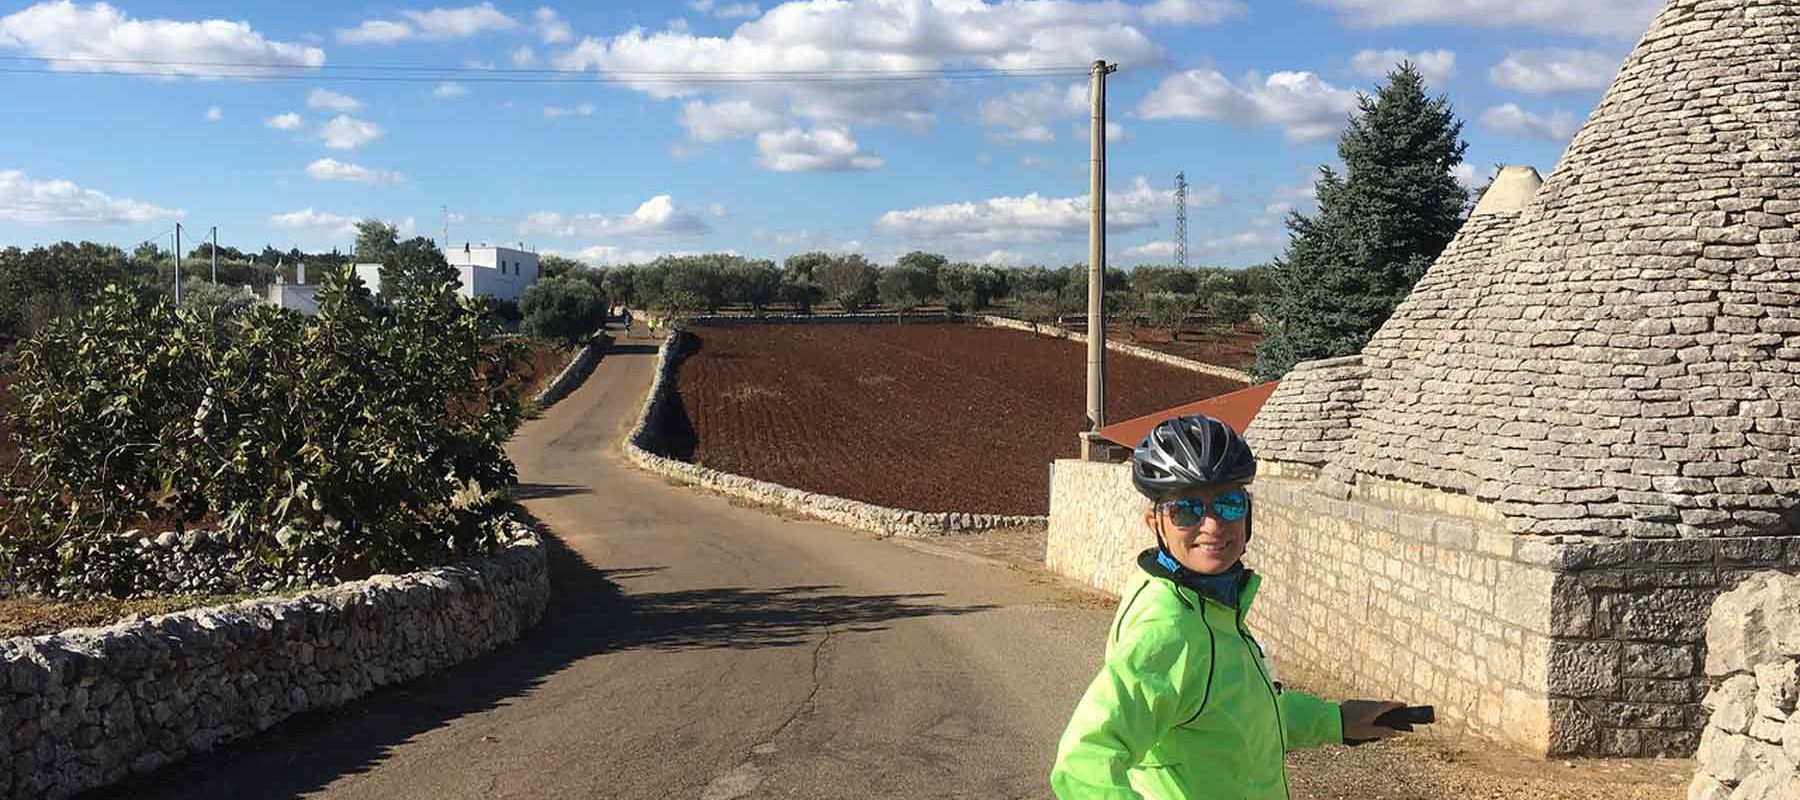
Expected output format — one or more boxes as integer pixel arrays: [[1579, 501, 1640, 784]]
[[1254, 63, 1469, 381]]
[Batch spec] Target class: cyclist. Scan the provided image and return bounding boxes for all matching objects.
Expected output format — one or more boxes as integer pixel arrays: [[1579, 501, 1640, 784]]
[[1051, 414, 1406, 799]]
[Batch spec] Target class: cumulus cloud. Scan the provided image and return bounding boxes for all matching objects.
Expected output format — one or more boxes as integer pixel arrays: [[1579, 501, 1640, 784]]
[[338, 2, 518, 44], [265, 111, 303, 130], [305, 158, 406, 186], [432, 81, 468, 98], [679, 99, 786, 142], [321, 115, 384, 150], [1481, 103, 1580, 141], [519, 195, 712, 238], [269, 208, 356, 232], [978, 83, 1087, 143], [0, 2, 324, 77], [551, 0, 1174, 165], [1350, 48, 1455, 84], [0, 169, 182, 223], [688, 0, 763, 18], [981, 249, 1027, 266], [754, 127, 882, 172], [511, 45, 536, 67], [534, 7, 572, 43], [543, 103, 596, 119], [1123, 240, 1176, 260], [307, 88, 361, 112], [205, 106, 222, 122], [1302, 0, 1662, 38], [874, 175, 1203, 244], [1138, 69, 1359, 143], [1488, 48, 1620, 93], [1196, 228, 1284, 254]]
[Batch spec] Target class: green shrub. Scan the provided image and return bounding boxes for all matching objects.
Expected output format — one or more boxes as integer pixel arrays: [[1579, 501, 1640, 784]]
[[1, 258, 525, 597], [520, 276, 606, 344]]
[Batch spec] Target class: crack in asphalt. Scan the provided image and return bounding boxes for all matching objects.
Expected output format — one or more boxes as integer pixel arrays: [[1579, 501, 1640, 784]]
[[697, 627, 835, 800]]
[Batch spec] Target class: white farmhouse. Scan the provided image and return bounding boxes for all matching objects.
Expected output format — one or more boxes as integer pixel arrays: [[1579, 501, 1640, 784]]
[[353, 244, 539, 302]]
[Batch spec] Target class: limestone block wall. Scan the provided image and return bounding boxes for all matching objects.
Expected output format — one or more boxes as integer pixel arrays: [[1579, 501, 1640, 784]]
[[1044, 459, 1795, 756], [1245, 355, 1367, 471], [1687, 572, 1800, 800], [976, 315, 1256, 384], [0, 519, 550, 800], [530, 331, 609, 409]]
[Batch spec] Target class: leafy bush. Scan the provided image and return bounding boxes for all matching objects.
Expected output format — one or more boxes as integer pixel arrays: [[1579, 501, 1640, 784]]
[[520, 275, 606, 344], [179, 280, 257, 320], [938, 263, 996, 313], [814, 255, 880, 312], [1, 256, 525, 597], [878, 265, 936, 315]]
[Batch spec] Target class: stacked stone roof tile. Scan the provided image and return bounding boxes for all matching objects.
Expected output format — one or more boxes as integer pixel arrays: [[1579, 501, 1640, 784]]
[[1262, 0, 1800, 540], [1245, 355, 1368, 469]]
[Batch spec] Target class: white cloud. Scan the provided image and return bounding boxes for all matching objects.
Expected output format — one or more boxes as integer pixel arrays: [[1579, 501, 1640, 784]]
[[337, 2, 518, 44], [305, 158, 406, 186], [551, 245, 690, 265], [1141, 0, 1245, 25], [981, 250, 1027, 266], [307, 88, 362, 112], [1488, 48, 1620, 93], [543, 103, 596, 119], [1020, 155, 1049, 169], [0, 2, 324, 77], [1271, 181, 1317, 204], [978, 83, 1087, 143], [519, 195, 713, 238], [338, 20, 413, 45], [265, 111, 303, 130], [715, 2, 762, 18], [1350, 48, 1456, 84], [707, 203, 728, 218], [679, 98, 786, 141], [1138, 69, 1359, 143], [1123, 240, 1176, 260], [270, 208, 357, 232], [1481, 103, 1580, 141], [205, 106, 222, 122], [320, 115, 384, 150], [432, 81, 468, 98], [534, 7, 572, 43], [754, 127, 883, 172], [1264, 202, 1294, 215], [1303, 0, 1662, 38], [1197, 228, 1284, 254], [874, 175, 1203, 244], [511, 45, 536, 67], [552, 0, 1167, 153], [0, 169, 182, 223]]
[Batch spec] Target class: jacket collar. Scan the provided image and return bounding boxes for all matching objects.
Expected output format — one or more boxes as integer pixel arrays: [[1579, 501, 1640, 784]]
[[1137, 547, 1258, 612]]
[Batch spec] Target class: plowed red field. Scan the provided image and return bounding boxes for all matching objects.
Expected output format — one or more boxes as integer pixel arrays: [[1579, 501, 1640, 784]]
[[667, 324, 1248, 516]]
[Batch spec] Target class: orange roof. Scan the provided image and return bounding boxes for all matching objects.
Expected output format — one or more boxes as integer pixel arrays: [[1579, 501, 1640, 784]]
[[1098, 380, 1281, 449]]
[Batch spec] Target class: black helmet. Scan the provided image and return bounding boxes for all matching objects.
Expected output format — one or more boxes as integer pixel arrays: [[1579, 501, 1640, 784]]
[[1131, 415, 1257, 500]]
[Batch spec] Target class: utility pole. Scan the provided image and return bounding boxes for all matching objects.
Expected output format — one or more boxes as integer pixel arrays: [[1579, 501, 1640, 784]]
[[441, 205, 449, 249], [1174, 172, 1189, 270], [1082, 58, 1118, 461], [209, 226, 218, 283], [174, 223, 183, 304]]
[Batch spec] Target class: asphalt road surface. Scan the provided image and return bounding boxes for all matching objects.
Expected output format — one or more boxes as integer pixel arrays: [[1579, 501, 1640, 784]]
[[93, 325, 1115, 799]]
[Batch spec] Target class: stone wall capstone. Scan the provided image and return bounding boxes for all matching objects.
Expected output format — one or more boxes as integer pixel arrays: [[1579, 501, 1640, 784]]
[[0, 517, 550, 800], [1687, 572, 1800, 800], [625, 332, 1044, 537]]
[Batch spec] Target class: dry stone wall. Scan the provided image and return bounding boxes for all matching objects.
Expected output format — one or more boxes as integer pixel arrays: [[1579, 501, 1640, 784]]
[[1245, 355, 1367, 473], [1687, 572, 1800, 800], [530, 332, 609, 409], [625, 332, 1043, 537], [0, 517, 549, 800], [975, 315, 1256, 384]]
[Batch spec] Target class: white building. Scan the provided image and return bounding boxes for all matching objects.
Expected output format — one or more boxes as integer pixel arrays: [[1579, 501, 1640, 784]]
[[264, 262, 321, 315], [354, 245, 539, 302]]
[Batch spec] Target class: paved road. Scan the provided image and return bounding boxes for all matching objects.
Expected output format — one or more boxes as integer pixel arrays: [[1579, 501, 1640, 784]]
[[96, 326, 1114, 800]]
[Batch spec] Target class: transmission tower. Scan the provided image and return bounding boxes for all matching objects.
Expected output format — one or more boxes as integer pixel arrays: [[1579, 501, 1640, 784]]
[[1173, 172, 1189, 269]]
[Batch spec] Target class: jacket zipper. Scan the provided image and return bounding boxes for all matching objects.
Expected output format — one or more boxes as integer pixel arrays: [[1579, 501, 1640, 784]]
[[1237, 613, 1290, 800]]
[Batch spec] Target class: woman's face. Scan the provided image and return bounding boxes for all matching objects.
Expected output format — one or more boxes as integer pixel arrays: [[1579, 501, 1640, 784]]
[[1144, 484, 1249, 576]]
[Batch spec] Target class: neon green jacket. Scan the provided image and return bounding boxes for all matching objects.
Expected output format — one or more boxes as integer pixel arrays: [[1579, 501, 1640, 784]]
[[1051, 569, 1342, 799]]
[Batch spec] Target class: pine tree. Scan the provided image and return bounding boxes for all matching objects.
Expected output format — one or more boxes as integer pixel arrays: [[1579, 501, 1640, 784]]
[[1254, 63, 1469, 381]]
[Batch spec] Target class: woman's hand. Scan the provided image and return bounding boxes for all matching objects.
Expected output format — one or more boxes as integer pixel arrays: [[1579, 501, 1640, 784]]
[[1339, 700, 1407, 743]]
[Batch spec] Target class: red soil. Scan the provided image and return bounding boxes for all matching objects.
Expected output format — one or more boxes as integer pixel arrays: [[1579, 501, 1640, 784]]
[[667, 324, 1247, 516], [1084, 323, 1265, 370]]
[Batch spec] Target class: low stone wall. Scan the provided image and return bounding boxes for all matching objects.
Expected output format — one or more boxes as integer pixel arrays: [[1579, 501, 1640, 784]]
[[975, 315, 1256, 384], [624, 332, 1044, 537], [1687, 572, 1800, 800], [1044, 459, 1793, 757], [681, 312, 961, 326], [0, 517, 551, 800], [530, 331, 610, 409]]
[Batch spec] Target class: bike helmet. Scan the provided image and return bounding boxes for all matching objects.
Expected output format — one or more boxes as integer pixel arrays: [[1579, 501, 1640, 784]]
[[1131, 415, 1257, 500]]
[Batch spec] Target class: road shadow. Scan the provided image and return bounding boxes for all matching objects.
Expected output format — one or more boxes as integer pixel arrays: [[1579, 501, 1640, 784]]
[[83, 515, 992, 799], [606, 343, 662, 355], [511, 482, 592, 500]]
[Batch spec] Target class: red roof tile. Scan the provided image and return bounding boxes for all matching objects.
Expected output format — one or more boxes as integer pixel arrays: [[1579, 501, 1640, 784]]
[[1097, 381, 1281, 449]]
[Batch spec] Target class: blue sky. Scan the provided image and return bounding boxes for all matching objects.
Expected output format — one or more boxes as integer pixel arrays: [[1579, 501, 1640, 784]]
[[0, 0, 1661, 268]]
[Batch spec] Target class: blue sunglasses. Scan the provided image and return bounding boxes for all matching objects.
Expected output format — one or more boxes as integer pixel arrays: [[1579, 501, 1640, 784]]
[[1160, 491, 1250, 527]]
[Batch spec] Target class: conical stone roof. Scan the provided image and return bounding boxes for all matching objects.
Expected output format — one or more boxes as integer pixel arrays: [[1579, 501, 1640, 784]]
[[1324, 0, 1800, 538]]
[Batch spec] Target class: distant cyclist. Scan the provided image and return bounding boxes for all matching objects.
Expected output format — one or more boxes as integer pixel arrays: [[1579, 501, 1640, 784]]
[[1051, 415, 1407, 799]]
